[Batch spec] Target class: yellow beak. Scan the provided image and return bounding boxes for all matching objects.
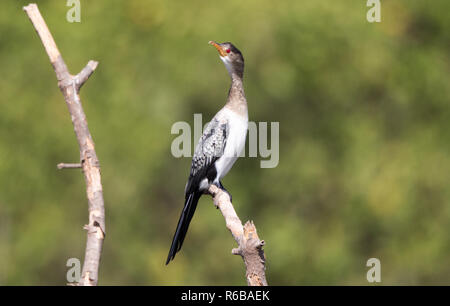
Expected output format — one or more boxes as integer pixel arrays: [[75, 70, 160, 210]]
[[208, 41, 227, 57]]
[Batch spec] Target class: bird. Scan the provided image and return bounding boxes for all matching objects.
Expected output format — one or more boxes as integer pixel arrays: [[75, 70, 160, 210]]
[[166, 41, 248, 265]]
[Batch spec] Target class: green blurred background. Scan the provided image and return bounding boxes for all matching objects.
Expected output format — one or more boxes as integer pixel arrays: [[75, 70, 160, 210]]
[[0, 0, 449, 285]]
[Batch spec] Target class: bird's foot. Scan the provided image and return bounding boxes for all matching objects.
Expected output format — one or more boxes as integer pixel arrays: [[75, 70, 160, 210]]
[[217, 181, 232, 202]]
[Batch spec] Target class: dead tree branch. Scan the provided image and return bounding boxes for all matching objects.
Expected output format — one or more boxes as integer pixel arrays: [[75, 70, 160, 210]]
[[23, 3, 105, 286], [207, 185, 268, 286], [57, 163, 82, 170]]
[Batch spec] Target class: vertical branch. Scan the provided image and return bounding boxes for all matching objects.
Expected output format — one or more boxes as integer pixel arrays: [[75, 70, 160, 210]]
[[208, 185, 268, 286], [23, 3, 105, 286]]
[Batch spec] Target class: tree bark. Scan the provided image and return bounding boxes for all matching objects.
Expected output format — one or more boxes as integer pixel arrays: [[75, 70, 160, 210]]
[[23, 3, 105, 286], [207, 185, 268, 286]]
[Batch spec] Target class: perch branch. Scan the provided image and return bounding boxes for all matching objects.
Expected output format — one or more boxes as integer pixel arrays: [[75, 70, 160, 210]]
[[207, 185, 268, 286], [23, 3, 105, 286]]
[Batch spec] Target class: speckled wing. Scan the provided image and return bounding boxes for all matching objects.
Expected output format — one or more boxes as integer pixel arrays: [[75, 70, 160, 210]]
[[185, 116, 228, 193]]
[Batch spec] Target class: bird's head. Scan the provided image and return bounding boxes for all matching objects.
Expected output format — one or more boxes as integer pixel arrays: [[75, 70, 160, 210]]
[[208, 41, 244, 79]]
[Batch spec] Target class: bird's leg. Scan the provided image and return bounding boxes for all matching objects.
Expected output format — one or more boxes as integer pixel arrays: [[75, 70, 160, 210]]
[[218, 181, 232, 202]]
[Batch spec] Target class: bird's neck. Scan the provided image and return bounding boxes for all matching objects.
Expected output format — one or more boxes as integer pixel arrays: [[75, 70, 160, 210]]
[[225, 75, 247, 117]]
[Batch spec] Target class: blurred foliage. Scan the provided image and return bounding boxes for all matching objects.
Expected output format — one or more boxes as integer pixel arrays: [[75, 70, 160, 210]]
[[0, 0, 449, 285]]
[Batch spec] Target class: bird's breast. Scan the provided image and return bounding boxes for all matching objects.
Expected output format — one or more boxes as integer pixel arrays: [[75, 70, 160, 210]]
[[214, 108, 248, 181]]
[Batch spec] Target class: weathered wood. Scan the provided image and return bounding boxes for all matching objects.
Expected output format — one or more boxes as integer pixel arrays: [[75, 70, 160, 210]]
[[23, 3, 105, 286], [208, 185, 268, 286]]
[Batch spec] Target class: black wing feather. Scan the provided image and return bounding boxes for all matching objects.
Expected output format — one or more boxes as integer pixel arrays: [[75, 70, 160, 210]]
[[166, 116, 228, 264], [185, 118, 228, 194]]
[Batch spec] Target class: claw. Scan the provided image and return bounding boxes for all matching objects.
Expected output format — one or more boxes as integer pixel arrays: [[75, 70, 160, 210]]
[[218, 181, 232, 202]]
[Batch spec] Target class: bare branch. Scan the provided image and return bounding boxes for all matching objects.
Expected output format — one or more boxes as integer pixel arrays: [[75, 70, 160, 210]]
[[207, 185, 268, 286], [23, 3, 105, 286], [57, 163, 82, 170], [76, 60, 99, 91]]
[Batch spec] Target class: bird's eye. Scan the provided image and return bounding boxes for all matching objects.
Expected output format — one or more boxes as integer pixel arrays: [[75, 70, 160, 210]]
[[226, 49, 231, 54]]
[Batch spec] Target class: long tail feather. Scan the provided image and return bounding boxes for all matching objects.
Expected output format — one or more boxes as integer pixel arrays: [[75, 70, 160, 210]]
[[166, 191, 202, 265]]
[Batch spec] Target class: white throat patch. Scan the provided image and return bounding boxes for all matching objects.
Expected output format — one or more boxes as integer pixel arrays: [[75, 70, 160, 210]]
[[220, 56, 233, 76]]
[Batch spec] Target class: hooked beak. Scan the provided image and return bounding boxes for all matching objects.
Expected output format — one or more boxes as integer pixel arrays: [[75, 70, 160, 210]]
[[208, 41, 227, 57]]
